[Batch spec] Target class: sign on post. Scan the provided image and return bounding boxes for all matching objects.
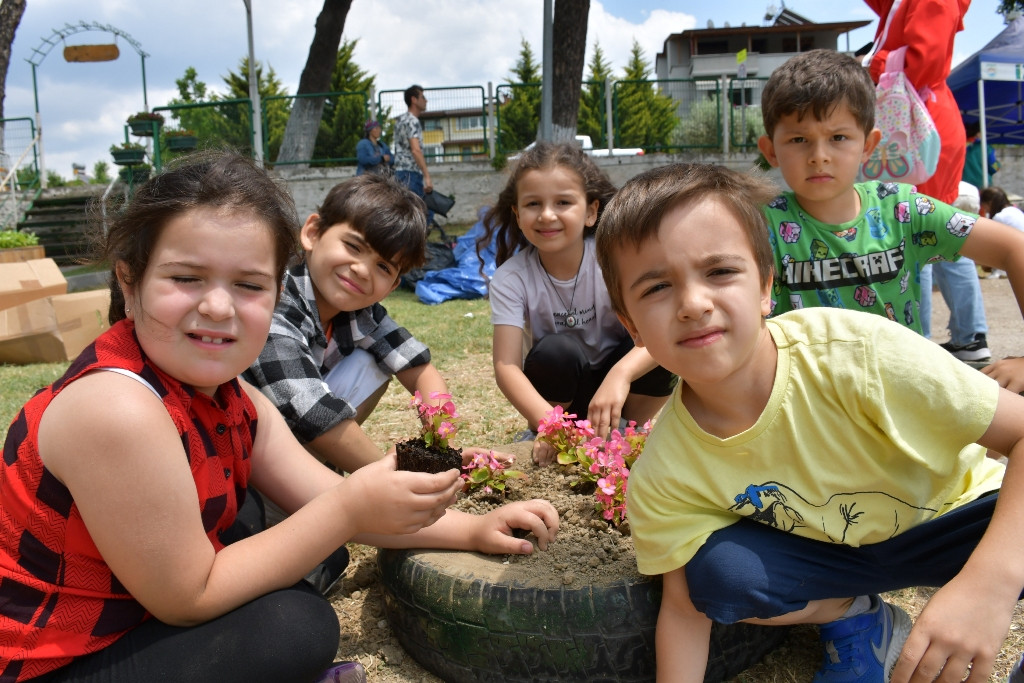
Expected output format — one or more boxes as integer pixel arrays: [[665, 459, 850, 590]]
[[981, 61, 1024, 81]]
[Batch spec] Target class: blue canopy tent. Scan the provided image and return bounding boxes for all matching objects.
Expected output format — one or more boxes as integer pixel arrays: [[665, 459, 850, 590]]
[[947, 16, 1024, 186]]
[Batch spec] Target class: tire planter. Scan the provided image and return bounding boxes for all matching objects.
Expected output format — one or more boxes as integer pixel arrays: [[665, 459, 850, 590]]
[[378, 547, 787, 682]]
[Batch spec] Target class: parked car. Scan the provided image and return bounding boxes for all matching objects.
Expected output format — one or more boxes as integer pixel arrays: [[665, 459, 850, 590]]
[[508, 135, 644, 161], [575, 135, 644, 157]]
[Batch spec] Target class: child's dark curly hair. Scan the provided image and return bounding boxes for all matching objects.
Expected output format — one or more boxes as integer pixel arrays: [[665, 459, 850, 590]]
[[477, 141, 617, 269]]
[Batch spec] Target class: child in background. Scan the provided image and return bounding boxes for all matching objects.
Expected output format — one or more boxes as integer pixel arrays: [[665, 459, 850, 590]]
[[0, 152, 558, 683], [980, 186, 1024, 238], [595, 162, 1024, 683], [245, 173, 505, 473], [477, 141, 674, 465], [755, 48, 1024, 390]]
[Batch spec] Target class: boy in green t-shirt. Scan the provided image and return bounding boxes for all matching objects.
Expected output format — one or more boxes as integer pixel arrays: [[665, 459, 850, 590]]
[[756, 48, 1024, 394], [595, 162, 1024, 683]]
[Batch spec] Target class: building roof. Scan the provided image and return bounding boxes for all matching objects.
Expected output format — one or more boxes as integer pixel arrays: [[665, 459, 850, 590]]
[[664, 8, 870, 43]]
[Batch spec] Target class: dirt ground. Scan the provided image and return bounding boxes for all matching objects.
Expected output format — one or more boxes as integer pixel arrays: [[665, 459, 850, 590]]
[[327, 277, 1024, 683]]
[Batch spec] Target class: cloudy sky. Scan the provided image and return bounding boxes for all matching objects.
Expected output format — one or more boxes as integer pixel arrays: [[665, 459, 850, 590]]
[[4, 0, 1009, 178]]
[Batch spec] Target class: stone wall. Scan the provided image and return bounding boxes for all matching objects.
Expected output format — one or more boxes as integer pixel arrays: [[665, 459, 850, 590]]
[[280, 146, 1024, 225], [278, 152, 784, 225]]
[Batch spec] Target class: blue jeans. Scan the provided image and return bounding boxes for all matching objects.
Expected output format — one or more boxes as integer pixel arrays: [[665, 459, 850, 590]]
[[394, 169, 434, 225], [685, 492, 1002, 623], [921, 259, 988, 344]]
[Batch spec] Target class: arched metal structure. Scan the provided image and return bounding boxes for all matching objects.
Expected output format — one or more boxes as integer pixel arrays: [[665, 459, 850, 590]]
[[24, 21, 150, 187]]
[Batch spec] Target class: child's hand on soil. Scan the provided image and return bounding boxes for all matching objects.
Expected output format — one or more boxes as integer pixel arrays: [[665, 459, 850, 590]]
[[532, 440, 556, 466], [461, 445, 513, 465], [343, 453, 461, 536], [470, 499, 559, 554]]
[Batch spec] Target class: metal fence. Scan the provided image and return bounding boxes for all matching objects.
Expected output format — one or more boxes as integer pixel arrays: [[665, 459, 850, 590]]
[[378, 86, 490, 163], [615, 78, 725, 153], [727, 77, 769, 150], [104, 77, 775, 172], [0, 117, 40, 229], [263, 91, 370, 167], [148, 99, 257, 172]]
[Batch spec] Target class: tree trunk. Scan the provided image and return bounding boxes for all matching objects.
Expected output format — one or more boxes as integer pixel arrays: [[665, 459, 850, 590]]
[[0, 0, 26, 123], [551, 0, 590, 143], [275, 0, 353, 167]]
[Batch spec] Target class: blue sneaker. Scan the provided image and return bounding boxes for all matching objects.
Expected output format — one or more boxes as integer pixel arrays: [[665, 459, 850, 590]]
[[812, 595, 912, 682]]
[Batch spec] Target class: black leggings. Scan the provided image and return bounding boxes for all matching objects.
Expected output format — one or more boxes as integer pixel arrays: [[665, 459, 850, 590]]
[[30, 491, 341, 683], [32, 583, 340, 683], [523, 333, 675, 418]]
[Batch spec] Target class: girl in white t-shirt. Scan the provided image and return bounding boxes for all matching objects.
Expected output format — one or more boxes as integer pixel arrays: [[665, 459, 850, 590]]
[[980, 186, 1024, 278], [477, 142, 674, 465]]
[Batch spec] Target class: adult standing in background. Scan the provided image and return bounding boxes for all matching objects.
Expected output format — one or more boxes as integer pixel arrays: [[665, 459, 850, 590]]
[[355, 120, 392, 176], [963, 119, 1001, 190], [393, 85, 433, 223], [865, 0, 991, 363]]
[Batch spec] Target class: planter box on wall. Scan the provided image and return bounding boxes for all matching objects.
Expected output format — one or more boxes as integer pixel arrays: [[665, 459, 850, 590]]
[[0, 245, 46, 264]]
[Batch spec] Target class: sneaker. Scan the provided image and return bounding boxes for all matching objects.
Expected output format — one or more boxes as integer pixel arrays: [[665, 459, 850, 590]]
[[1008, 653, 1024, 683], [514, 428, 537, 442], [303, 545, 350, 596], [812, 595, 912, 683], [314, 661, 366, 683], [940, 334, 992, 363]]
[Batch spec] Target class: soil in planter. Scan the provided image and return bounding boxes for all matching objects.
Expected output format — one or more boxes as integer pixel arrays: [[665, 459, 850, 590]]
[[395, 438, 462, 474], [451, 441, 640, 586]]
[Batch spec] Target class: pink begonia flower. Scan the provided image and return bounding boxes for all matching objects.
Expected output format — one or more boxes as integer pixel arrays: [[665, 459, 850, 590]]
[[429, 391, 453, 401], [598, 477, 616, 495], [438, 422, 455, 438]]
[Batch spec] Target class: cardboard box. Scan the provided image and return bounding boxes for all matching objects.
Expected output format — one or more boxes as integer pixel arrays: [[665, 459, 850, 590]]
[[0, 289, 110, 364], [0, 259, 67, 311]]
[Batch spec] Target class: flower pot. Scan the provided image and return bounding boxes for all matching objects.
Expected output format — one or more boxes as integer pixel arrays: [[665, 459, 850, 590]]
[[128, 119, 159, 137], [167, 135, 198, 151], [0, 245, 45, 263], [111, 149, 145, 166], [118, 166, 150, 184]]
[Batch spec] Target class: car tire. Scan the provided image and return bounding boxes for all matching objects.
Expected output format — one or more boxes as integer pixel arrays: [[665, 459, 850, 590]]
[[377, 547, 788, 682]]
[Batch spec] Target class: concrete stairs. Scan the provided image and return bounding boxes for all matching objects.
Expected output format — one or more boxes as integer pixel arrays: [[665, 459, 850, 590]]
[[17, 186, 105, 267]]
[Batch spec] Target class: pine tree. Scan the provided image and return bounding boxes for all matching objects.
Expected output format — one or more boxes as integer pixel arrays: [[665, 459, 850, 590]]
[[614, 40, 677, 150], [498, 39, 542, 153], [221, 58, 290, 160], [577, 43, 612, 147], [312, 39, 377, 165]]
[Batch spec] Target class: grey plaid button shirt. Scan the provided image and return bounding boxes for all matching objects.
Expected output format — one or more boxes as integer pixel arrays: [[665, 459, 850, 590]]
[[243, 262, 430, 443]]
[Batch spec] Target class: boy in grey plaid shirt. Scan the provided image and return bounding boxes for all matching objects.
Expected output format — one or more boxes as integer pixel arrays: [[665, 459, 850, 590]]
[[245, 174, 498, 472]]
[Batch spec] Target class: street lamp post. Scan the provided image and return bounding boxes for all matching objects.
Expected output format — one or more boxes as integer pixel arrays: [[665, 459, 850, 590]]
[[242, 0, 265, 164]]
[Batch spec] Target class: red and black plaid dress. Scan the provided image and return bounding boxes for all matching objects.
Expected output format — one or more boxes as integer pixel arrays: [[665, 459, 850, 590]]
[[0, 320, 256, 681]]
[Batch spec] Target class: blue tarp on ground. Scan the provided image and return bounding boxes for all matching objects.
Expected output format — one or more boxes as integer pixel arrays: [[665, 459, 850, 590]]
[[415, 208, 497, 305]]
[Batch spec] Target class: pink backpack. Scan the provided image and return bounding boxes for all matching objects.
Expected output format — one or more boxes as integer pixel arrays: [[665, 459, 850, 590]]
[[861, 46, 941, 185]]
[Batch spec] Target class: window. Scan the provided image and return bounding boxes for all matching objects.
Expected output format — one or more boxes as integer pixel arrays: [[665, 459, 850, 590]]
[[423, 144, 443, 161], [456, 115, 484, 131], [422, 119, 443, 131], [696, 39, 729, 55]]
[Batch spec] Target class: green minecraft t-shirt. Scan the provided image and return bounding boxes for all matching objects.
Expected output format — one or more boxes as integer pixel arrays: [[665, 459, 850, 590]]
[[764, 181, 976, 334]]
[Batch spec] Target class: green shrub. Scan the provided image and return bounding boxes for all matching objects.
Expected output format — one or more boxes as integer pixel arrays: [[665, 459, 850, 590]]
[[0, 229, 39, 248]]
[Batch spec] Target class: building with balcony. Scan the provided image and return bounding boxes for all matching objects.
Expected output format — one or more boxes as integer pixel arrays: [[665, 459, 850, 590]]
[[656, 7, 871, 83]]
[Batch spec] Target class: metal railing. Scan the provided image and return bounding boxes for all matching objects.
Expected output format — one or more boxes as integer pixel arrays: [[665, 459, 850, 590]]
[[378, 86, 490, 163], [0, 118, 41, 229], [96, 77, 775, 173]]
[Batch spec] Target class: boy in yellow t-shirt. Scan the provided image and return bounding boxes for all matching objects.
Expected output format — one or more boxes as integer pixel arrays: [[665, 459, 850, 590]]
[[595, 163, 1024, 683]]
